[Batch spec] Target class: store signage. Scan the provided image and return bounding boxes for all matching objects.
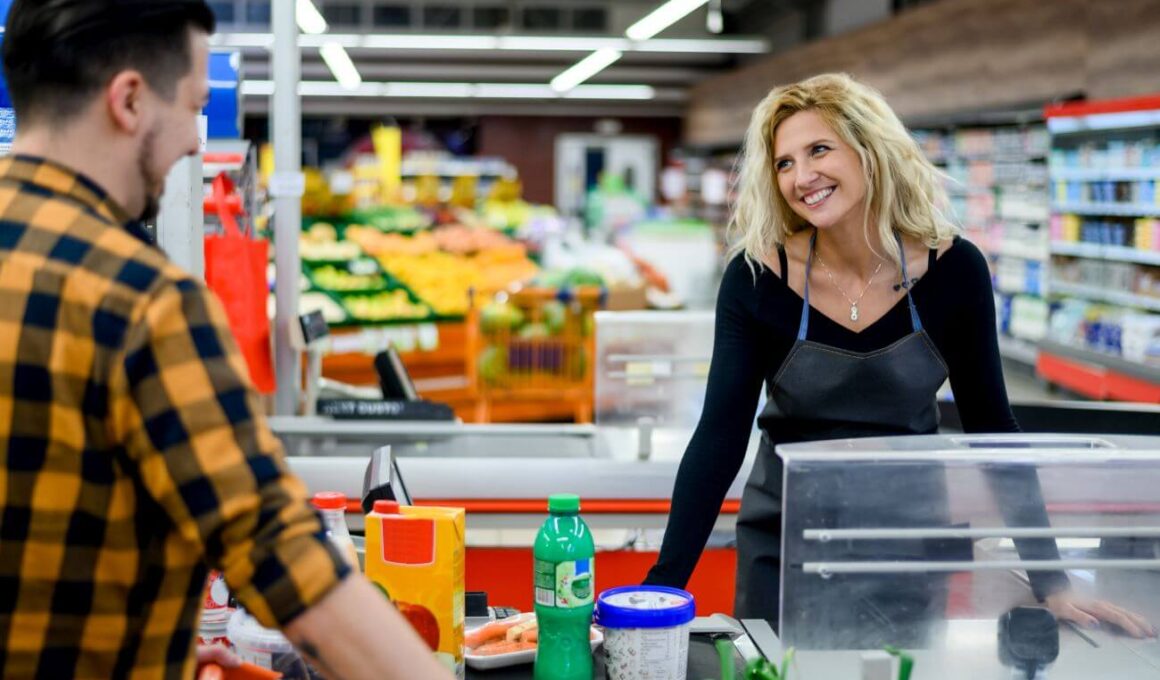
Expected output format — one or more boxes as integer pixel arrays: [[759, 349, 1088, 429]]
[[204, 51, 242, 139], [0, 0, 14, 154]]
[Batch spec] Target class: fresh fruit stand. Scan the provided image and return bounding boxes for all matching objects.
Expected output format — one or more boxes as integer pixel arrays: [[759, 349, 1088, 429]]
[[293, 200, 614, 422]]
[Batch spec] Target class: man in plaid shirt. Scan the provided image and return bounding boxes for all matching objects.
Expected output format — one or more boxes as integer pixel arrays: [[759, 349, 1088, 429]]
[[0, 1, 450, 678]]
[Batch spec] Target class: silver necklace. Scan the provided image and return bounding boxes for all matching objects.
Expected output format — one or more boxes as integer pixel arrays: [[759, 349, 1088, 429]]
[[814, 251, 884, 322]]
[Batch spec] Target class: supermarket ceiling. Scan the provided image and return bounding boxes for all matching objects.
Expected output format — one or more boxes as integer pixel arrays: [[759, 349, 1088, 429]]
[[211, 0, 817, 118]]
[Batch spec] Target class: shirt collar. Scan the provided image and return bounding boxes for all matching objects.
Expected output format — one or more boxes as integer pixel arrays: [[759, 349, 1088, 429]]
[[0, 154, 153, 245]]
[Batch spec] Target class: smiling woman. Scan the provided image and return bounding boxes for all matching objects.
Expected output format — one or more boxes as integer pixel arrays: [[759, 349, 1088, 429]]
[[643, 72, 1157, 642]]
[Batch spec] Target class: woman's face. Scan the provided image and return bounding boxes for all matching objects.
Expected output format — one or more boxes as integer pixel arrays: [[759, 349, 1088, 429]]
[[773, 109, 868, 233]]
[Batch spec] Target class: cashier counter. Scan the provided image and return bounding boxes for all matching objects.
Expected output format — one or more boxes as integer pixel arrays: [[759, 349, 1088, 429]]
[[278, 428, 1160, 679], [276, 417, 756, 537]]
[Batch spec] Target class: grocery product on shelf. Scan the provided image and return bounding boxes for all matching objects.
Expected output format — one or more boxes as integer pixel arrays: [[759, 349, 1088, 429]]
[[1033, 94, 1160, 396], [915, 123, 1051, 351]]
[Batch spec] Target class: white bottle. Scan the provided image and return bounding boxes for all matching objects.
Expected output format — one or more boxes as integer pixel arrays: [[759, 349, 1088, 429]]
[[311, 491, 361, 572]]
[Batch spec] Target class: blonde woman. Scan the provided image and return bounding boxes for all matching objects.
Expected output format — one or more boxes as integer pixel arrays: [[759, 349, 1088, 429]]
[[644, 73, 1154, 644]]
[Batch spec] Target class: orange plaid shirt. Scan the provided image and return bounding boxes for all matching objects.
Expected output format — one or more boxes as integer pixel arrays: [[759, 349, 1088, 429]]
[[0, 155, 348, 679]]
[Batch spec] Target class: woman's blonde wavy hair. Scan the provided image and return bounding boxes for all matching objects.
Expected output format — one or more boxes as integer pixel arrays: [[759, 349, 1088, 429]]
[[728, 72, 959, 272]]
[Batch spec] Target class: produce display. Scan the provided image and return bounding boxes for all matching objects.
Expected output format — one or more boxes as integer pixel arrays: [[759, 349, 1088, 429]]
[[295, 173, 560, 325], [378, 252, 476, 316], [299, 236, 362, 262], [340, 290, 432, 322], [308, 260, 387, 292], [348, 205, 432, 232]]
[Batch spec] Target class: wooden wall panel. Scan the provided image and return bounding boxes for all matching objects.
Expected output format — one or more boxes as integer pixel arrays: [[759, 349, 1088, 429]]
[[687, 0, 1158, 147]]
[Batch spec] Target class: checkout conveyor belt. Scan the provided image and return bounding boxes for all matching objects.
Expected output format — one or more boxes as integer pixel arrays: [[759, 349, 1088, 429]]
[[464, 616, 775, 679]]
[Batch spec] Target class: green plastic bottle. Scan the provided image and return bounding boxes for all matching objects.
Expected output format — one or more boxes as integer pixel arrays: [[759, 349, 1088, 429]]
[[533, 494, 595, 680]]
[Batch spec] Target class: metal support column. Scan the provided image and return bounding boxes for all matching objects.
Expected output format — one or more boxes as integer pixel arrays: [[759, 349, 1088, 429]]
[[271, 0, 303, 415]]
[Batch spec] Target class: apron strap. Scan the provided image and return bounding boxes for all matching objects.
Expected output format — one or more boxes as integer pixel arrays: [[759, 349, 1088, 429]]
[[798, 230, 817, 341], [896, 232, 923, 333]]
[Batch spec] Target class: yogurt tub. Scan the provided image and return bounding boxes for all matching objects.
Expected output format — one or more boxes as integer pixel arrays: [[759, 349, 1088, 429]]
[[594, 585, 696, 680]]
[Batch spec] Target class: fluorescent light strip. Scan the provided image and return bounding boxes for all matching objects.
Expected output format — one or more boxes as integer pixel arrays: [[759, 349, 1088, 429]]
[[242, 80, 656, 101], [550, 48, 622, 93], [295, 0, 328, 35], [319, 42, 362, 90], [210, 32, 767, 54], [626, 0, 711, 41]]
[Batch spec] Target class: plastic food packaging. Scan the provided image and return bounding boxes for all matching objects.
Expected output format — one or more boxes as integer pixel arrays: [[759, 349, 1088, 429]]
[[199, 570, 232, 646], [311, 491, 361, 572], [594, 585, 696, 680], [226, 609, 322, 680]]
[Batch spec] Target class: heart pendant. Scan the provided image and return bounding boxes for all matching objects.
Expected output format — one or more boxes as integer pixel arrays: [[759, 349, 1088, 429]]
[[850, 305, 859, 321]]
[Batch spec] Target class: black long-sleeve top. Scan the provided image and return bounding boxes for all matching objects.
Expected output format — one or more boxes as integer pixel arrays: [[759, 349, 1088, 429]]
[[645, 237, 1068, 599]]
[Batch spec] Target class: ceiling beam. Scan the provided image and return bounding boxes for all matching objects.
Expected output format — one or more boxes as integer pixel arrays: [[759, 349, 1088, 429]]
[[243, 61, 717, 84]]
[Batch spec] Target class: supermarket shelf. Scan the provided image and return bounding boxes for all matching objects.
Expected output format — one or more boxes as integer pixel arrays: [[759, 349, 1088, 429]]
[[998, 335, 1040, 366], [1050, 281, 1160, 312], [996, 242, 1050, 260], [1050, 168, 1160, 182], [1050, 241, 1160, 266], [932, 154, 1047, 164], [1053, 202, 1160, 217], [1037, 340, 1160, 402]]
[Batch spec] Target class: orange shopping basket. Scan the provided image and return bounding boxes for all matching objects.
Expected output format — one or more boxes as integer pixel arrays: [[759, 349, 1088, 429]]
[[468, 285, 604, 423]]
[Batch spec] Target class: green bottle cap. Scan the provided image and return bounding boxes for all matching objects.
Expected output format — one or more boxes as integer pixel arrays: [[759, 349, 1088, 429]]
[[548, 493, 581, 513]]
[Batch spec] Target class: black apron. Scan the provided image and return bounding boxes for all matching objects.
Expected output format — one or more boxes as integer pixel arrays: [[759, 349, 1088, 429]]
[[734, 231, 953, 647]]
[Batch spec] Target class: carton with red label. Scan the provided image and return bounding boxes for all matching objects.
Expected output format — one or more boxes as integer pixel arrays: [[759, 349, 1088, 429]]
[[365, 501, 466, 679]]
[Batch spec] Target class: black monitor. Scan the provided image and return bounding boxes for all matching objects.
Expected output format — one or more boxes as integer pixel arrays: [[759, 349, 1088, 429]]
[[374, 345, 419, 401]]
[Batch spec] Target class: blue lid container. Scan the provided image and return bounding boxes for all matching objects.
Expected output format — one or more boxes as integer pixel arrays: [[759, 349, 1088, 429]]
[[594, 586, 696, 629]]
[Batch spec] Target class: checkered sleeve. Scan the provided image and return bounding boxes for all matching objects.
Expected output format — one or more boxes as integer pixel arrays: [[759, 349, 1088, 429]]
[[108, 277, 350, 628]]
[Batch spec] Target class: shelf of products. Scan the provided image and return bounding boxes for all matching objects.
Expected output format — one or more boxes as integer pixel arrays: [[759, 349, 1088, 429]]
[[1040, 94, 1160, 400], [1049, 282, 1160, 312], [1050, 241, 1160, 266], [1053, 202, 1160, 217], [915, 124, 1052, 350]]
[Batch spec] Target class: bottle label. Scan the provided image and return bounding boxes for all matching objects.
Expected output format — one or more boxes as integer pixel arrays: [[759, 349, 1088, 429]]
[[535, 558, 594, 609]]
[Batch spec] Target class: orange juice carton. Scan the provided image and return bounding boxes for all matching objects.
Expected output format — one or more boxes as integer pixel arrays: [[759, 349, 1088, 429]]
[[365, 501, 466, 679]]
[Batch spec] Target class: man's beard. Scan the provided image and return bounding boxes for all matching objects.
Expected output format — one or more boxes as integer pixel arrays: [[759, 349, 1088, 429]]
[[136, 127, 164, 223]]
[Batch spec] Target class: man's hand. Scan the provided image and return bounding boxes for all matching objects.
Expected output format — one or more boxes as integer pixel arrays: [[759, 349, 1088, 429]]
[[196, 644, 243, 674], [284, 576, 454, 680], [1045, 591, 1157, 638]]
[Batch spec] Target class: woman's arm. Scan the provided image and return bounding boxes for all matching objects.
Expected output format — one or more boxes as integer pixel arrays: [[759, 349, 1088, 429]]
[[939, 241, 1067, 598], [644, 257, 767, 588]]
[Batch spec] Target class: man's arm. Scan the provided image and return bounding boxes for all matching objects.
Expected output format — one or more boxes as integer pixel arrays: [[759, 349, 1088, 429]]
[[285, 577, 453, 680]]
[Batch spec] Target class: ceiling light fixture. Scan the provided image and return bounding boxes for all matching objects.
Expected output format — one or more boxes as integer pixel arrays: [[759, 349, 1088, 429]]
[[319, 42, 362, 90], [625, 0, 711, 41], [550, 48, 623, 93], [295, 0, 328, 35]]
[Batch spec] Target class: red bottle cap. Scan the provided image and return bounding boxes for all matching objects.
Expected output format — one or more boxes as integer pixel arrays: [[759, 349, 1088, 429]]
[[373, 500, 401, 514], [312, 491, 347, 510]]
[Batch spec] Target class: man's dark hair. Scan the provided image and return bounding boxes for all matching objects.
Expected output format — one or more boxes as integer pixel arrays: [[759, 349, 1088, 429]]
[[2, 0, 216, 125]]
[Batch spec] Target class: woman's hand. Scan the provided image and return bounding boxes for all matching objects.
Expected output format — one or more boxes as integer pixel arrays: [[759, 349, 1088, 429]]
[[1044, 591, 1157, 638]]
